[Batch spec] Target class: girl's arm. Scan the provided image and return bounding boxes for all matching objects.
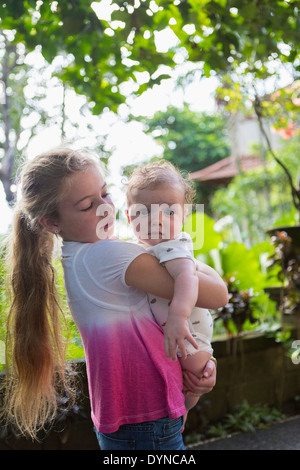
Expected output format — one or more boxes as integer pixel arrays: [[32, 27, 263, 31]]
[[183, 358, 217, 396], [195, 260, 229, 308], [125, 253, 228, 309]]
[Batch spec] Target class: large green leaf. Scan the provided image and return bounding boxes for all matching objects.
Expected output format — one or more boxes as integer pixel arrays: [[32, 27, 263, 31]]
[[220, 242, 267, 292], [183, 211, 222, 254]]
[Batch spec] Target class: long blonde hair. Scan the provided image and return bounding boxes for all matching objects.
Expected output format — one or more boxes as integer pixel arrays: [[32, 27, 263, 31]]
[[2, 148, 100, 439]]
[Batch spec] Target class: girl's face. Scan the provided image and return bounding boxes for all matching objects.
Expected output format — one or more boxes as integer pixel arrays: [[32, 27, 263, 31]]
[[57, 165, 115, 243], [126, 183, 185, 246]]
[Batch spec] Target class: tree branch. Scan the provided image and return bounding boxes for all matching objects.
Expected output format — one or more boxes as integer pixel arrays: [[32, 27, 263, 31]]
[[254, 95, 300, 212]]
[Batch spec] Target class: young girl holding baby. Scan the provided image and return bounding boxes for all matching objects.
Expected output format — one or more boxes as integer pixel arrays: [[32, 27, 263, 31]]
[[2, 148, 227, 450]]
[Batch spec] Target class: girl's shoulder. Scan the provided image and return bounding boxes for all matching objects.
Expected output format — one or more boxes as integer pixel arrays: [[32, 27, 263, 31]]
[[63, 237, 146, 251], [84, 238, 147, 262], [62, 239, 148, 284]]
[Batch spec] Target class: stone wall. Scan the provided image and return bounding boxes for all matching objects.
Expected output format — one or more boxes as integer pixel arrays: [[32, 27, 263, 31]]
[[185, 331, 300, 435], [1, 332, 300, 450]]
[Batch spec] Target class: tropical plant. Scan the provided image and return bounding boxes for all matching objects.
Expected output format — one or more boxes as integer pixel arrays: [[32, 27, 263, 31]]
[[214, 276, 257, 336], [211, 137, 300, 246], [183, 211, 278, 335], [207, 401, 285, 438], [253, 90, 300, 215], [267, 230, 300, 315]]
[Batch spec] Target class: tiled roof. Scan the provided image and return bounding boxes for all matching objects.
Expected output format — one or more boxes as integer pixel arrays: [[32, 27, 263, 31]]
[[189, 155, 263, 185]]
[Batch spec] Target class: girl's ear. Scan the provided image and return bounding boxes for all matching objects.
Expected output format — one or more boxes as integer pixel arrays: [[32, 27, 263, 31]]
[[39, 216, 60, 235]]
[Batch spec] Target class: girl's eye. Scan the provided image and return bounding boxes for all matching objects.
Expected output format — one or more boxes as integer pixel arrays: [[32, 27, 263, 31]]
[[81, 202, 93, 212], [102, 192, 110, 199]]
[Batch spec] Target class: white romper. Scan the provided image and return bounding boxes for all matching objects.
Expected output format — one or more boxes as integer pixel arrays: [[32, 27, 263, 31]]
[[148, 232, 213, 357]]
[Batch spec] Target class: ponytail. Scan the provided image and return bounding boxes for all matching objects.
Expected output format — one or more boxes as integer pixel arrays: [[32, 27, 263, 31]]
[[2, 208, 71, 438], [1, 148, 101, 439]]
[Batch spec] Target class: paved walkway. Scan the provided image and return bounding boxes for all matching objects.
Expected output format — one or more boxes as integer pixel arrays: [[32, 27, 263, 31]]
[[188, 415, 300, 450]]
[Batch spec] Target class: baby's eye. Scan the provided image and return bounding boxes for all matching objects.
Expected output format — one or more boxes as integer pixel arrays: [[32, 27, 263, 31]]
[[139, 208, 150, 216], [163, 209, 175, 216]]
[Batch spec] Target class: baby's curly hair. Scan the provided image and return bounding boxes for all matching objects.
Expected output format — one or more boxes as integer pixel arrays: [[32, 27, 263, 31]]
[[126, 160, 196, 205]]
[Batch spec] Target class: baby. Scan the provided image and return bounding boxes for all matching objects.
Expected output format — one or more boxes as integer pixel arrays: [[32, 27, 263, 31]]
[[125, 160, 214, 411]]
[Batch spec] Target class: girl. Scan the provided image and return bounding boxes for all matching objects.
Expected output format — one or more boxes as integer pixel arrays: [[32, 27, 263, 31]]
[[2, 148, 227, 450]]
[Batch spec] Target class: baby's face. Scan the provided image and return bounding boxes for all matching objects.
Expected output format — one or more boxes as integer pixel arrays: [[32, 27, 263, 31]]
[[126, 184, 185, 246]]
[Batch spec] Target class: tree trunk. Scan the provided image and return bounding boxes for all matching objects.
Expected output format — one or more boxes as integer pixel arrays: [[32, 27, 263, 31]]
[[0, 35, 18, 204]]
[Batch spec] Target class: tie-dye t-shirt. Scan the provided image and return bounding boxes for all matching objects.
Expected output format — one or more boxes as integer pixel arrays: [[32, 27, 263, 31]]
[[61, 239, 186, 433]]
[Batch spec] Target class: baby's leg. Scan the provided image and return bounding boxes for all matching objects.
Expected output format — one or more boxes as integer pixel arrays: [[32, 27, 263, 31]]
[[180, 350, 211, 411]]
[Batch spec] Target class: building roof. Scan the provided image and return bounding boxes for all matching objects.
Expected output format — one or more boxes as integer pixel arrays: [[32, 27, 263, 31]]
[[189, 155, 263, 185]]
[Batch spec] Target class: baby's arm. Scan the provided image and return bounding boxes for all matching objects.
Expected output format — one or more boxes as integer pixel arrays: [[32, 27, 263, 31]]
[[163, 258, 199, 360], [125, 254, 228, 309]]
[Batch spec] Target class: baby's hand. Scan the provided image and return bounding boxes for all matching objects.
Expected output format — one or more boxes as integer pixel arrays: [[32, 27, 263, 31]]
[[163, 316, 198, 361]]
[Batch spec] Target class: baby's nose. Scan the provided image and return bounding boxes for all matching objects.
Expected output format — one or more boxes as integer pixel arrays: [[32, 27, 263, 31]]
[[151, 210, 163, 225]]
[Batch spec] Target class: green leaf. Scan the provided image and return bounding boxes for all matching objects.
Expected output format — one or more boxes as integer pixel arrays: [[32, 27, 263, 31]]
[[214, 0, 227, 7], [220, 243, 266, 291], [183, 212, 222, 254]]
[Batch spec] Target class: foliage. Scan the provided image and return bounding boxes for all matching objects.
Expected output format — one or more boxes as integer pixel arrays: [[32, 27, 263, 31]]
[[184, 210, 270, 291], [110, 0, 300, 81], [135, 105, 230, 171], [211, 137, 300, 246], [1, 1, 299, 215], [184, 211, 222, 255], [0, 0, 174, 114], [53, 260, 85, 360], [0, 368, 87, 445], [0, 31, 50, 203], [0, 29, 114, 204], [254, 96, 300, 214], [0, 250, 84, 372], [207, 401, 285, 438], [214, 276, 257, 335], [1, 1, 299, 115], [123, 105, 230, 208], [183, 210, 279, 334], [267, 229, 300, 315]]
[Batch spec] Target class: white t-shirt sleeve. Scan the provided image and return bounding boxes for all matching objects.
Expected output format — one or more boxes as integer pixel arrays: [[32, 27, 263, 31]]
[[69, 239, 148, 309], [148, 232, 195, 265], [85, 239, 147, 287]]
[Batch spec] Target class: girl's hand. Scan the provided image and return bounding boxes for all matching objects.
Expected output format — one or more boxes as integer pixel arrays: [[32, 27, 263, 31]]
[[182, 359, 216, 396], [163, 317, 198, 361]]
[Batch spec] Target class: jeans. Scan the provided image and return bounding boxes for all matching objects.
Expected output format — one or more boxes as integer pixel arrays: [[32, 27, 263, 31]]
[[94, 416, 185, 450]]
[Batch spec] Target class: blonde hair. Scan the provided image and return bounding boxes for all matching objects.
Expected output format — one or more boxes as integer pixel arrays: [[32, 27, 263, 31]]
[[126, 160, 195, 205], [2, 148, 101, 439]]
